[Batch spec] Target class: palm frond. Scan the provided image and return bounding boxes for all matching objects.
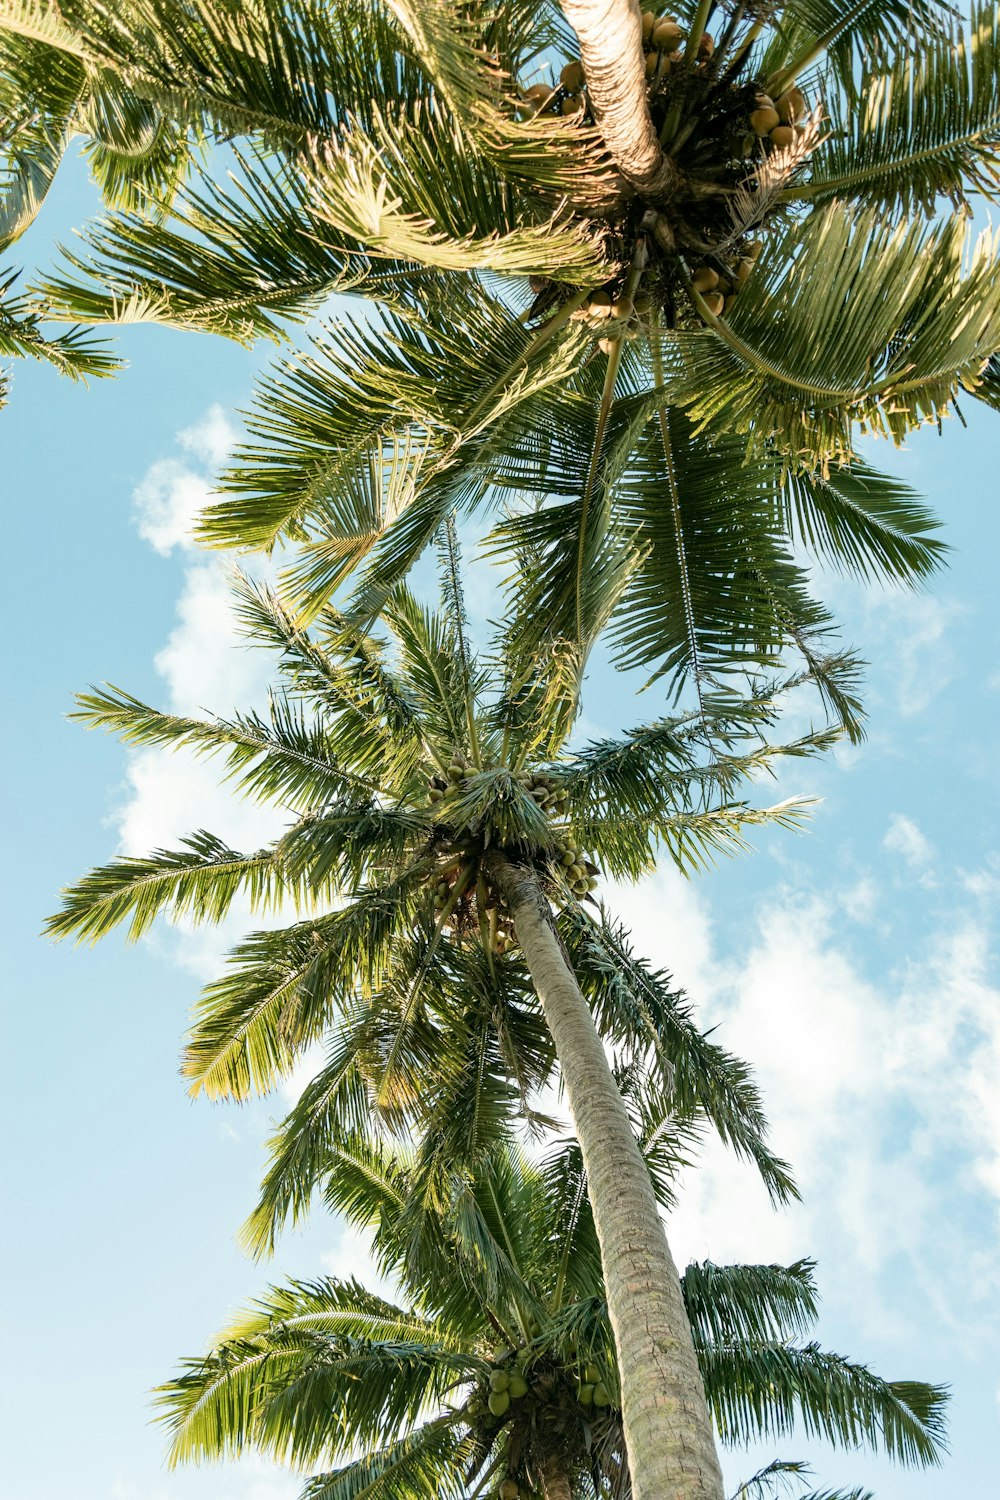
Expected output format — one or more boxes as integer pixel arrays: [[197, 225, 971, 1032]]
[[45, 831, 288, 944], [703, 1341, 948, 1466]]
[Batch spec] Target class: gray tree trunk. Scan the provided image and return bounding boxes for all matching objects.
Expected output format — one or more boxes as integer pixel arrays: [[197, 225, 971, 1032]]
[[559, 0, 680, 197], [488, 855, 724, 1500]]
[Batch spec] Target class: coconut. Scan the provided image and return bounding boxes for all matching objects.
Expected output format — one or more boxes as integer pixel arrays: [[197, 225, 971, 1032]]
[[611, 296, 634, 322], [489, 1368, 510, 1392], [735, 257, 754, 286], [523, 83, 552, 114], [644, 51, 659, 79], [560, 96, 582, 117], [508, 1373, 529, 1398], [769, 123, 795, 148], [577, 1382, 595, 1406], [749, 105, 779, 135], [653, 19, 683, 49], [488, 1389, 511, 1417], [633, 291, 654, 315], [597, 336, 618, 355], [560, 60, 585, 92], [500, 1482, 520, 1500], [641, 10, 655, 41], [593, 1381, 611, 1407], [587, 289, 612, 318], [428, 786, 443, 802], [701, 290, 725, 316], [777, 86, 805, 122], [745, 239, 764, 260], [697, 32, 714, 56], [447, 763, 464, 781], [691, 265, 719, 292]]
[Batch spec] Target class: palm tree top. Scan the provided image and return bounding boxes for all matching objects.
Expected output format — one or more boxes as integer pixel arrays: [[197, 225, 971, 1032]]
[[47, 559, 833, 1242], [158, 1136, 948, 1500], [2, 0, 971, 706]]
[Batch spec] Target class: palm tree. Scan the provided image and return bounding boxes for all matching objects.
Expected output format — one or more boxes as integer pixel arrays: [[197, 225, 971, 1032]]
[[49, 553, 841, 1498], [4, 0, 986, 708], [158, 1135, 947, 1500]]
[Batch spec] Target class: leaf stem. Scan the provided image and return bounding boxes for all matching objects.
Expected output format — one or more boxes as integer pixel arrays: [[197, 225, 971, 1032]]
[[573, 240, 648, 643]]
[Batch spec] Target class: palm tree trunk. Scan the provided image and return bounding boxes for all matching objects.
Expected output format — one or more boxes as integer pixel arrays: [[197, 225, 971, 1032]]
[[540, 1453, 574, 1500], [487, 854, 724, 1500], [559, 0, 680, 197]]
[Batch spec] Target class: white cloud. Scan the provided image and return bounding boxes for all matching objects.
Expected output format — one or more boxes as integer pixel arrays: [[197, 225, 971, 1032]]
[[178, 403, 240, 469], [106, 409, 286, 982], [153, 561, 272, 718], [131, 405, 238, 555], [608, 860, 1000, 1339], [883, 811, 933, 870], [865, 591, 960, 719]]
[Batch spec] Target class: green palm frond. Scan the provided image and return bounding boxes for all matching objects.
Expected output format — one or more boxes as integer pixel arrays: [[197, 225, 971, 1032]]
[[798, 4, 1000, 211], [683, 1261, 819, 1349], [703, 1341, 948, 1465], [300, 1420, 471, 1500], [672, 203, 1000, 467], [0, 266, 119, 381], [69, 684, 379, 807], [730, 1460, 873, 1500], [162, 1136, 946, 1497], [563, 910, 798, 1206], [304, 101, 605, 280], [181, 880, 422, 1099], [44, 832, 289, 944]]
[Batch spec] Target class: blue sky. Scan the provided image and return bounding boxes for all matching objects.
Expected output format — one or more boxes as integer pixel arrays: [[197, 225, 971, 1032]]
[[5, 156, 1000, 1500]]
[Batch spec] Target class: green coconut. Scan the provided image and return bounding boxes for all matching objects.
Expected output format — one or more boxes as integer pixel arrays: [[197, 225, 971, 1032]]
[[489, 1368, 510, 1392], [577, 1382, 595, 1406], [508, 1373, 529, 1399], [488, 1389, 511, 1417], [593, 1381, 612, 1407]]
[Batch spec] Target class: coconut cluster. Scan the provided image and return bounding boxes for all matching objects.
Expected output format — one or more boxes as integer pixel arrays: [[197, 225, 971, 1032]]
[[518, 6, 816, 334], [691, 236, 761, 316], [569, 286, 656, 356], [463, 1337, 617, 1496], [423, 758, 600, 956], [521, 56, 590, 123], [641, 9, 714, 78]]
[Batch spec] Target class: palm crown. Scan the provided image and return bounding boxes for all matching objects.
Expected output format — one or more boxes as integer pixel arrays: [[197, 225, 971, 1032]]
[[50, 556, 820, 1200], [49, 551, 849, 1495], [160, 1136, 947, 1500], [3, 0, 982, 702]]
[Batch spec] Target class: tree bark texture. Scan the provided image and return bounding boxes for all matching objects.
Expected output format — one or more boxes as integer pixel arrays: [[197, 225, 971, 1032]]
[[540, 1453, 574, 1500], [559, 0, 680, 199], [488, 855, 724, 1500]]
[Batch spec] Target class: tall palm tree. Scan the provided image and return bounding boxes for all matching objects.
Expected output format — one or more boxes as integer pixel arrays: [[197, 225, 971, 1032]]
[[49, 554, 840, 1498], [158, 1135, 947, 1500], [4, 0, 986, 708]]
